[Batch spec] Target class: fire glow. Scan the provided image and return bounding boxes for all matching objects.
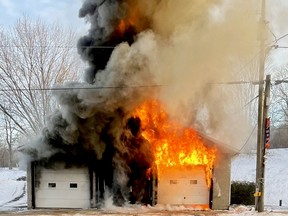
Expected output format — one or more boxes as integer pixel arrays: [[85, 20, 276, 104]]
[[114, 1, 149, 38], [133, 100, 217, 187], [116, 9, 140, 35]]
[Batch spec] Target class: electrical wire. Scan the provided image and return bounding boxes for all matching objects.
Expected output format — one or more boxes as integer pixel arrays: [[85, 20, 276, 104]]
[[274, 46, 288, 49], [243, 95, 259, 108], [274, 80, 288, 85], [2, 79, 287, 92], [238, 124, 257, 153], [229, 94, 259, 116], [212, 80, 260, 85], [0, 45, 114, 49], [273, 33, 288, 44], [0, 85, 165, 92]]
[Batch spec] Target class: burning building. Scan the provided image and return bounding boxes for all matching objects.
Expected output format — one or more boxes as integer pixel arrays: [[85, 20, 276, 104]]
[[26, 99, 235, 210], [22, 0, 253, 211]]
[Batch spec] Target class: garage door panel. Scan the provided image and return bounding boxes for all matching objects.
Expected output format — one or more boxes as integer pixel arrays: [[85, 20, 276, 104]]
[[35, 168, 90, 208], [39, 175, 88, 182], [40, 171, 89, 182], [36, 189, 89, 199], [37, 181, 89, 190], [36, 198, 90, 209], [158, 166, 209, 205]]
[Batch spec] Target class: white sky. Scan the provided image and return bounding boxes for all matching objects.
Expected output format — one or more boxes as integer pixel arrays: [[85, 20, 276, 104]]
[[0, 0, 287, 67], [266, 0, 288, 68], [0, 0, 88, 37]]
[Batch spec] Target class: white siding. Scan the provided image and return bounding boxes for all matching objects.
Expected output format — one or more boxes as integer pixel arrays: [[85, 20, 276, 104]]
[[157, 166, 209, 205], [35, 168, 90, 208]]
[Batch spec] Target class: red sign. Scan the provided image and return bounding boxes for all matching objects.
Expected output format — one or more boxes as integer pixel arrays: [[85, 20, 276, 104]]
[[265, 117, 270, 149]]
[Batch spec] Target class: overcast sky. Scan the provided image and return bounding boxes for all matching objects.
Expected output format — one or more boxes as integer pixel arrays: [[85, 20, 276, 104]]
[[0, 0, 87, 36], [266, 0, 288, 67], [0, 0, 287, 67]]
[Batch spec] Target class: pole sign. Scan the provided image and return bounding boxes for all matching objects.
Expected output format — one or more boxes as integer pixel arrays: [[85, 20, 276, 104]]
[[265, 117, 270, 149]]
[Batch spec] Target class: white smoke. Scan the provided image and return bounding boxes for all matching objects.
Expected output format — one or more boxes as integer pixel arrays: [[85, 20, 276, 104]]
[[20, 0, 271, 205]]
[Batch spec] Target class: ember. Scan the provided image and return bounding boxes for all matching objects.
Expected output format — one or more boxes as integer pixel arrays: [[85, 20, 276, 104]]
[[133, 100, 216, 187]]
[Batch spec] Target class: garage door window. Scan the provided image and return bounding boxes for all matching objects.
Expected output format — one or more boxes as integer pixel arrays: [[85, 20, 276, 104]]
[[70, 183, 78, 188], [170, 180, 177, 184], [190, 180, 198, 184], [48, 183, 56, 188]]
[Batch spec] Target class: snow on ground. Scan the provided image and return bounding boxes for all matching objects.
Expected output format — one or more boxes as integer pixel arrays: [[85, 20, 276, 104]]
[[1, 148, 288, 215], [231, 148, 288, 207], [0, 167, 27, 211], [231, 151, 256, 182], [0, 205, 288, 215]]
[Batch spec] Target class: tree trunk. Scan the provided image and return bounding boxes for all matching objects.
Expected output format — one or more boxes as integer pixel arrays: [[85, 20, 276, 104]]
[[8, 144, 13, 170]]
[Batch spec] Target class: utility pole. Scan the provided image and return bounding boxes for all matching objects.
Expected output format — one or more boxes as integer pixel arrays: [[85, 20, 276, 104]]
[[255, 0, 266, 212], [257, 74, 271, 212]]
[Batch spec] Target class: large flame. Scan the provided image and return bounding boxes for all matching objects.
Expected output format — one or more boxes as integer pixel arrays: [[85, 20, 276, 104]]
[[133, 100, 216, 187]]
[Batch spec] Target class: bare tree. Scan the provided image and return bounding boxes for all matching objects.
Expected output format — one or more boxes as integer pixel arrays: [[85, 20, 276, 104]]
[[270, 66, 288, 148], [271, 66, 288, 125], [0, 16, 80, 137], [0, 133, 7, 167], [3, 114, 18, 169], [0, 16, 82, 167]]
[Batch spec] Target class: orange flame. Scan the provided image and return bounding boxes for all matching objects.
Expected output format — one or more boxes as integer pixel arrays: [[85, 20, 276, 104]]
[[133, 100, 216, 187], [115, 1, 149, 37]]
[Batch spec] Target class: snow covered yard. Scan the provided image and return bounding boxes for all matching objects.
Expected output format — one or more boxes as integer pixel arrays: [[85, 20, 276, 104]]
[[232, 148, 288, 207], [1, 148, 288, 215], [0, 206, 288, 216], [0, 168, 27, 211]]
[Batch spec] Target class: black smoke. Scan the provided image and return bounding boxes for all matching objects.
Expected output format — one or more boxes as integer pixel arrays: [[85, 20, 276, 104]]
[[21, 0, 158, 206], [77, 0, 152, 83]]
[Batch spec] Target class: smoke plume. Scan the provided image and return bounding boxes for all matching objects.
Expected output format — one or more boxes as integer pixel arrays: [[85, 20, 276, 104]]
[[21, 0, 269, 205]]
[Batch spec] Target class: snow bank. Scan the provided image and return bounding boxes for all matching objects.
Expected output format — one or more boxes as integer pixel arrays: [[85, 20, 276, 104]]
[[0, 167, 27, 210], [231, 148, 288, 207], [231, 151, 256, 182], [265, 149, 288, 207], [0, 168, 26, 181]]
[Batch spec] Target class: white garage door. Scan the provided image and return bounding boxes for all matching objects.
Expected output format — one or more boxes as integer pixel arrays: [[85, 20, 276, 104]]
[[157, 166, 209, 206], [35, 168, 90, 208]]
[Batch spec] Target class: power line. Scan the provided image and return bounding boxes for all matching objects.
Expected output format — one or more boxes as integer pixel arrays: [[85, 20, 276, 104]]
[[274, 80, 288, 85], [268, 26, 277, 42], [1, 79, 287, 92], [0, 85, 165, 92], [0, 81, 263, 92], [239, 124, 257, 153], [0, 45, 115, 49], [212, 80, 260, 85], [213, 78, 288, 86], [243, 94, 259, 108], [274, 46, 288, 49], [229, 94, 259, 116], [214, 31, 288, 78], [273, 33, 288, 44]]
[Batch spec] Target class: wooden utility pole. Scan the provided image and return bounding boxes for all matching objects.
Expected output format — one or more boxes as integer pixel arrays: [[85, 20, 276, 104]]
[[257, 74, 271, 212], [255, 0, 266, 212]]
